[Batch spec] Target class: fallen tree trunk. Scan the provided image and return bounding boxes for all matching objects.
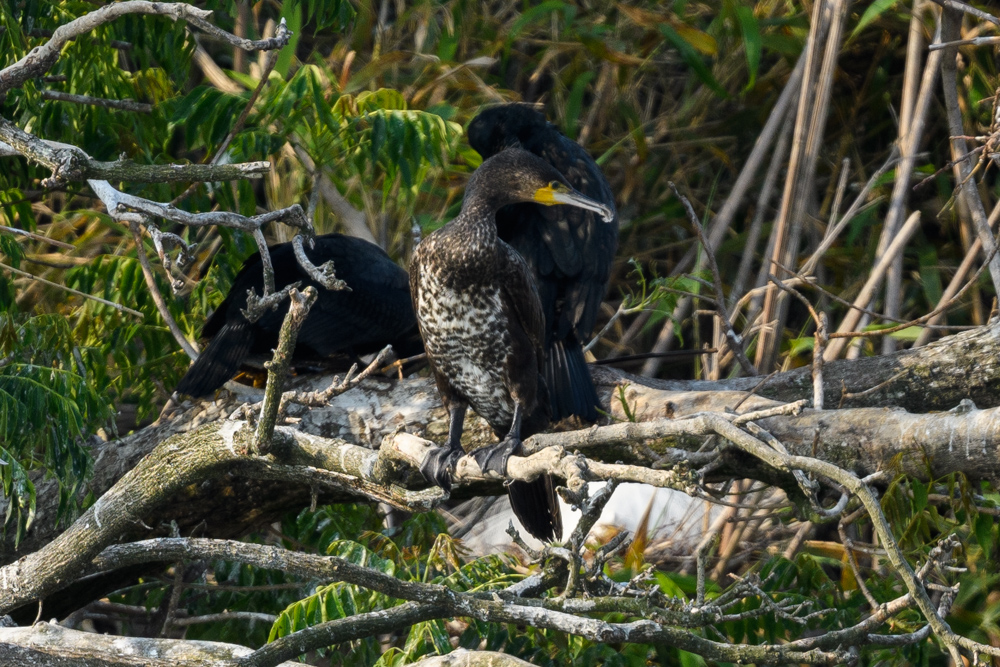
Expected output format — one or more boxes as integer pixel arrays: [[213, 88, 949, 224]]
[[7, 318, 1000, 567], [607, 315, 1000, 412], [5, 388, 1000, 616], [0, 622, 299, 667]]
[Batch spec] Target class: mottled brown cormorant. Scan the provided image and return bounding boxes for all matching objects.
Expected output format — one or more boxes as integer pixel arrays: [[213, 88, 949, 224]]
[[410, 148, 614, 541], [467, 104, 619, 423], [175, 233, 421, 398]]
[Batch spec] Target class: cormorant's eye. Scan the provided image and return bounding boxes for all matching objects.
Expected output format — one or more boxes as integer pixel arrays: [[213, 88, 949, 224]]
[[549, 181, 561, 189]]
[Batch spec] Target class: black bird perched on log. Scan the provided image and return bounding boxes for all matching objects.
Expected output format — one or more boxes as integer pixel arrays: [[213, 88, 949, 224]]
[[175, 233, 422, 398], [410, 148, 614, 541], [467, 104, 619, 423]]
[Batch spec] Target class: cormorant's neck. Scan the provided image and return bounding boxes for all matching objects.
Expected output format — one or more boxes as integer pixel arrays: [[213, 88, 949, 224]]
[[454, 191, 510, 234]]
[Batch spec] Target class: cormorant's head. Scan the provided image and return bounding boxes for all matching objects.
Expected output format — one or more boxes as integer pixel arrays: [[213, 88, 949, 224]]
[[466, 148, 614, 222], [467, 104, 548, 159]]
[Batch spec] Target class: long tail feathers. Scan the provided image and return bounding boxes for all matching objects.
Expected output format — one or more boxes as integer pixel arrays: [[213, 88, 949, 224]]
[[175, 320, 254, 398], [508, 475, 562, 542], [545, 338, 600, 423]]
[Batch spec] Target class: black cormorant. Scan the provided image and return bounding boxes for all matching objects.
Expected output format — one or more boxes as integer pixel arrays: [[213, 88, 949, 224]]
[[175, 233, 421, 398], [410, 148, 614, 541], [467, 104, 619, 423]]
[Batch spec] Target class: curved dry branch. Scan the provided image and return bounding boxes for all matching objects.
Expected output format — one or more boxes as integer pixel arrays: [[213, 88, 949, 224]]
[[0, 622, 299, 667], [0, 2, 289, 94], [0, 119, 271, 185], [2, 375, 999, 661], [10, 317, 1000, 569], [65, 536, 930, 667]]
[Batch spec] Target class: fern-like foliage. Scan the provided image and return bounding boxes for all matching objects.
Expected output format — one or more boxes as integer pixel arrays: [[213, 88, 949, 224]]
[[0, 312, 112, 544]]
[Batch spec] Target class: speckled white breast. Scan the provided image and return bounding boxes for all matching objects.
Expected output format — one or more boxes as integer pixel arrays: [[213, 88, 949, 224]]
[[417, 269, 515, 427]]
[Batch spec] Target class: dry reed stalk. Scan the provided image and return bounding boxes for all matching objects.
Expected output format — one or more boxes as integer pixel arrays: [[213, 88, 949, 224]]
[[913, 199, 1000, 346], [940, 7, 1000, 296], [824, 211, 923, 359], [728, 122, 794, 314], [828, 19, 939, 360], [711, 488, 765, 580], [881, 4, 941, 353], [638, 60, 806, 377], [755, 0, 849, 372]]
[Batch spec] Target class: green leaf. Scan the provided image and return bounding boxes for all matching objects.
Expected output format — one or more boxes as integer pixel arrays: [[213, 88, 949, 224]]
[[851, 0, 899, 39], [326, 540, 396, 576], [975, 512, 994, 553], [275, 0, 303, 78], [658, 24, 727, 98], [655, 572, 687, 599], [911, 480, 928, 512], [734, 4, 762, 87], [510, 1, 570, 38]]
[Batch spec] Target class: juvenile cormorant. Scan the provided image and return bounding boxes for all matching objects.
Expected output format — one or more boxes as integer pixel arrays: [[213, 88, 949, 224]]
[[410, 148, 614, 541], [467, 104, 619, 423], [175, 233, 421, 398]]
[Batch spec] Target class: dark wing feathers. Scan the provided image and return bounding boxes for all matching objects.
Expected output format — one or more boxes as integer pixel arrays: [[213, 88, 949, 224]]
[[471, 105, 618, 423], [176, 233, 418, 397], [174, 319, 255, 398], [497, 243, 546, 368]]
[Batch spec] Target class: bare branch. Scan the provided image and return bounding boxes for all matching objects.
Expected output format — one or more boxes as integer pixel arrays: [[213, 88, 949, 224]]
[[0, 2, 290, 94], [0, 224, 75, 249], [0, 259, 143, 318], [39, 89, 152, 113], [0, 119, 270, 185], [0, 622, 300, 666], [130, 223, 199, 360], [253, 287, 318, 455], [926, 0, 1000, 26]]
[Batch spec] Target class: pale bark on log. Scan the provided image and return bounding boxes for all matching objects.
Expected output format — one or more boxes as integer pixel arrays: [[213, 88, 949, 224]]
[[609, 316, 1000, 413], [0, 622, 299, 666], [412, 649, 537, 666], [6, 319, 1000, 568], [6, 382, 1000, 615]]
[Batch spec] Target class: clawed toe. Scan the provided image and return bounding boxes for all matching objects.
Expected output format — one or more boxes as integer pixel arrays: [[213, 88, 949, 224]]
[[471, 438, 520, 478], [419, 447, 460, 491]]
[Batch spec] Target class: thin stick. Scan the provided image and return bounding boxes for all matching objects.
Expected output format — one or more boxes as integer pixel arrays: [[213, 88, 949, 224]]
[[926, 0, 1000, 27], [929, 34, 1000, 50], [940, 7, 1000, 297], [824, 211, 922, 358], [765, 275, 826, 408], [130, 224, 199, 359], [0, 224, 75, 249], [729, 120, 794, 312], [669, 183, 756, 376], [0, 260, 143, 318], [39, 89, 152, 113], [880, 8, 941, 353]]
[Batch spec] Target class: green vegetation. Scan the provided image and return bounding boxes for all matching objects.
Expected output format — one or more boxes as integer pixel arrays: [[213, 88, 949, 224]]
[[2, 0, 999, 663]]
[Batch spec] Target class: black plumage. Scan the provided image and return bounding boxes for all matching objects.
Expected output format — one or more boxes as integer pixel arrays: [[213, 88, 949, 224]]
[[175, 233, 421, 398], [467, 104, 619, 423], [410, 148, 614, 542]]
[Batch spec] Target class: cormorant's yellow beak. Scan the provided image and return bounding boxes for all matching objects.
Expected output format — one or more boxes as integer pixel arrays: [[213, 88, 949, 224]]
[[532, 182, 615, 222]]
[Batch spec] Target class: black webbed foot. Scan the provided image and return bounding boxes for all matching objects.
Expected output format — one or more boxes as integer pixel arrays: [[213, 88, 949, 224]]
[[471, 437, 521, 479], [419, 447, 461, 491]]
